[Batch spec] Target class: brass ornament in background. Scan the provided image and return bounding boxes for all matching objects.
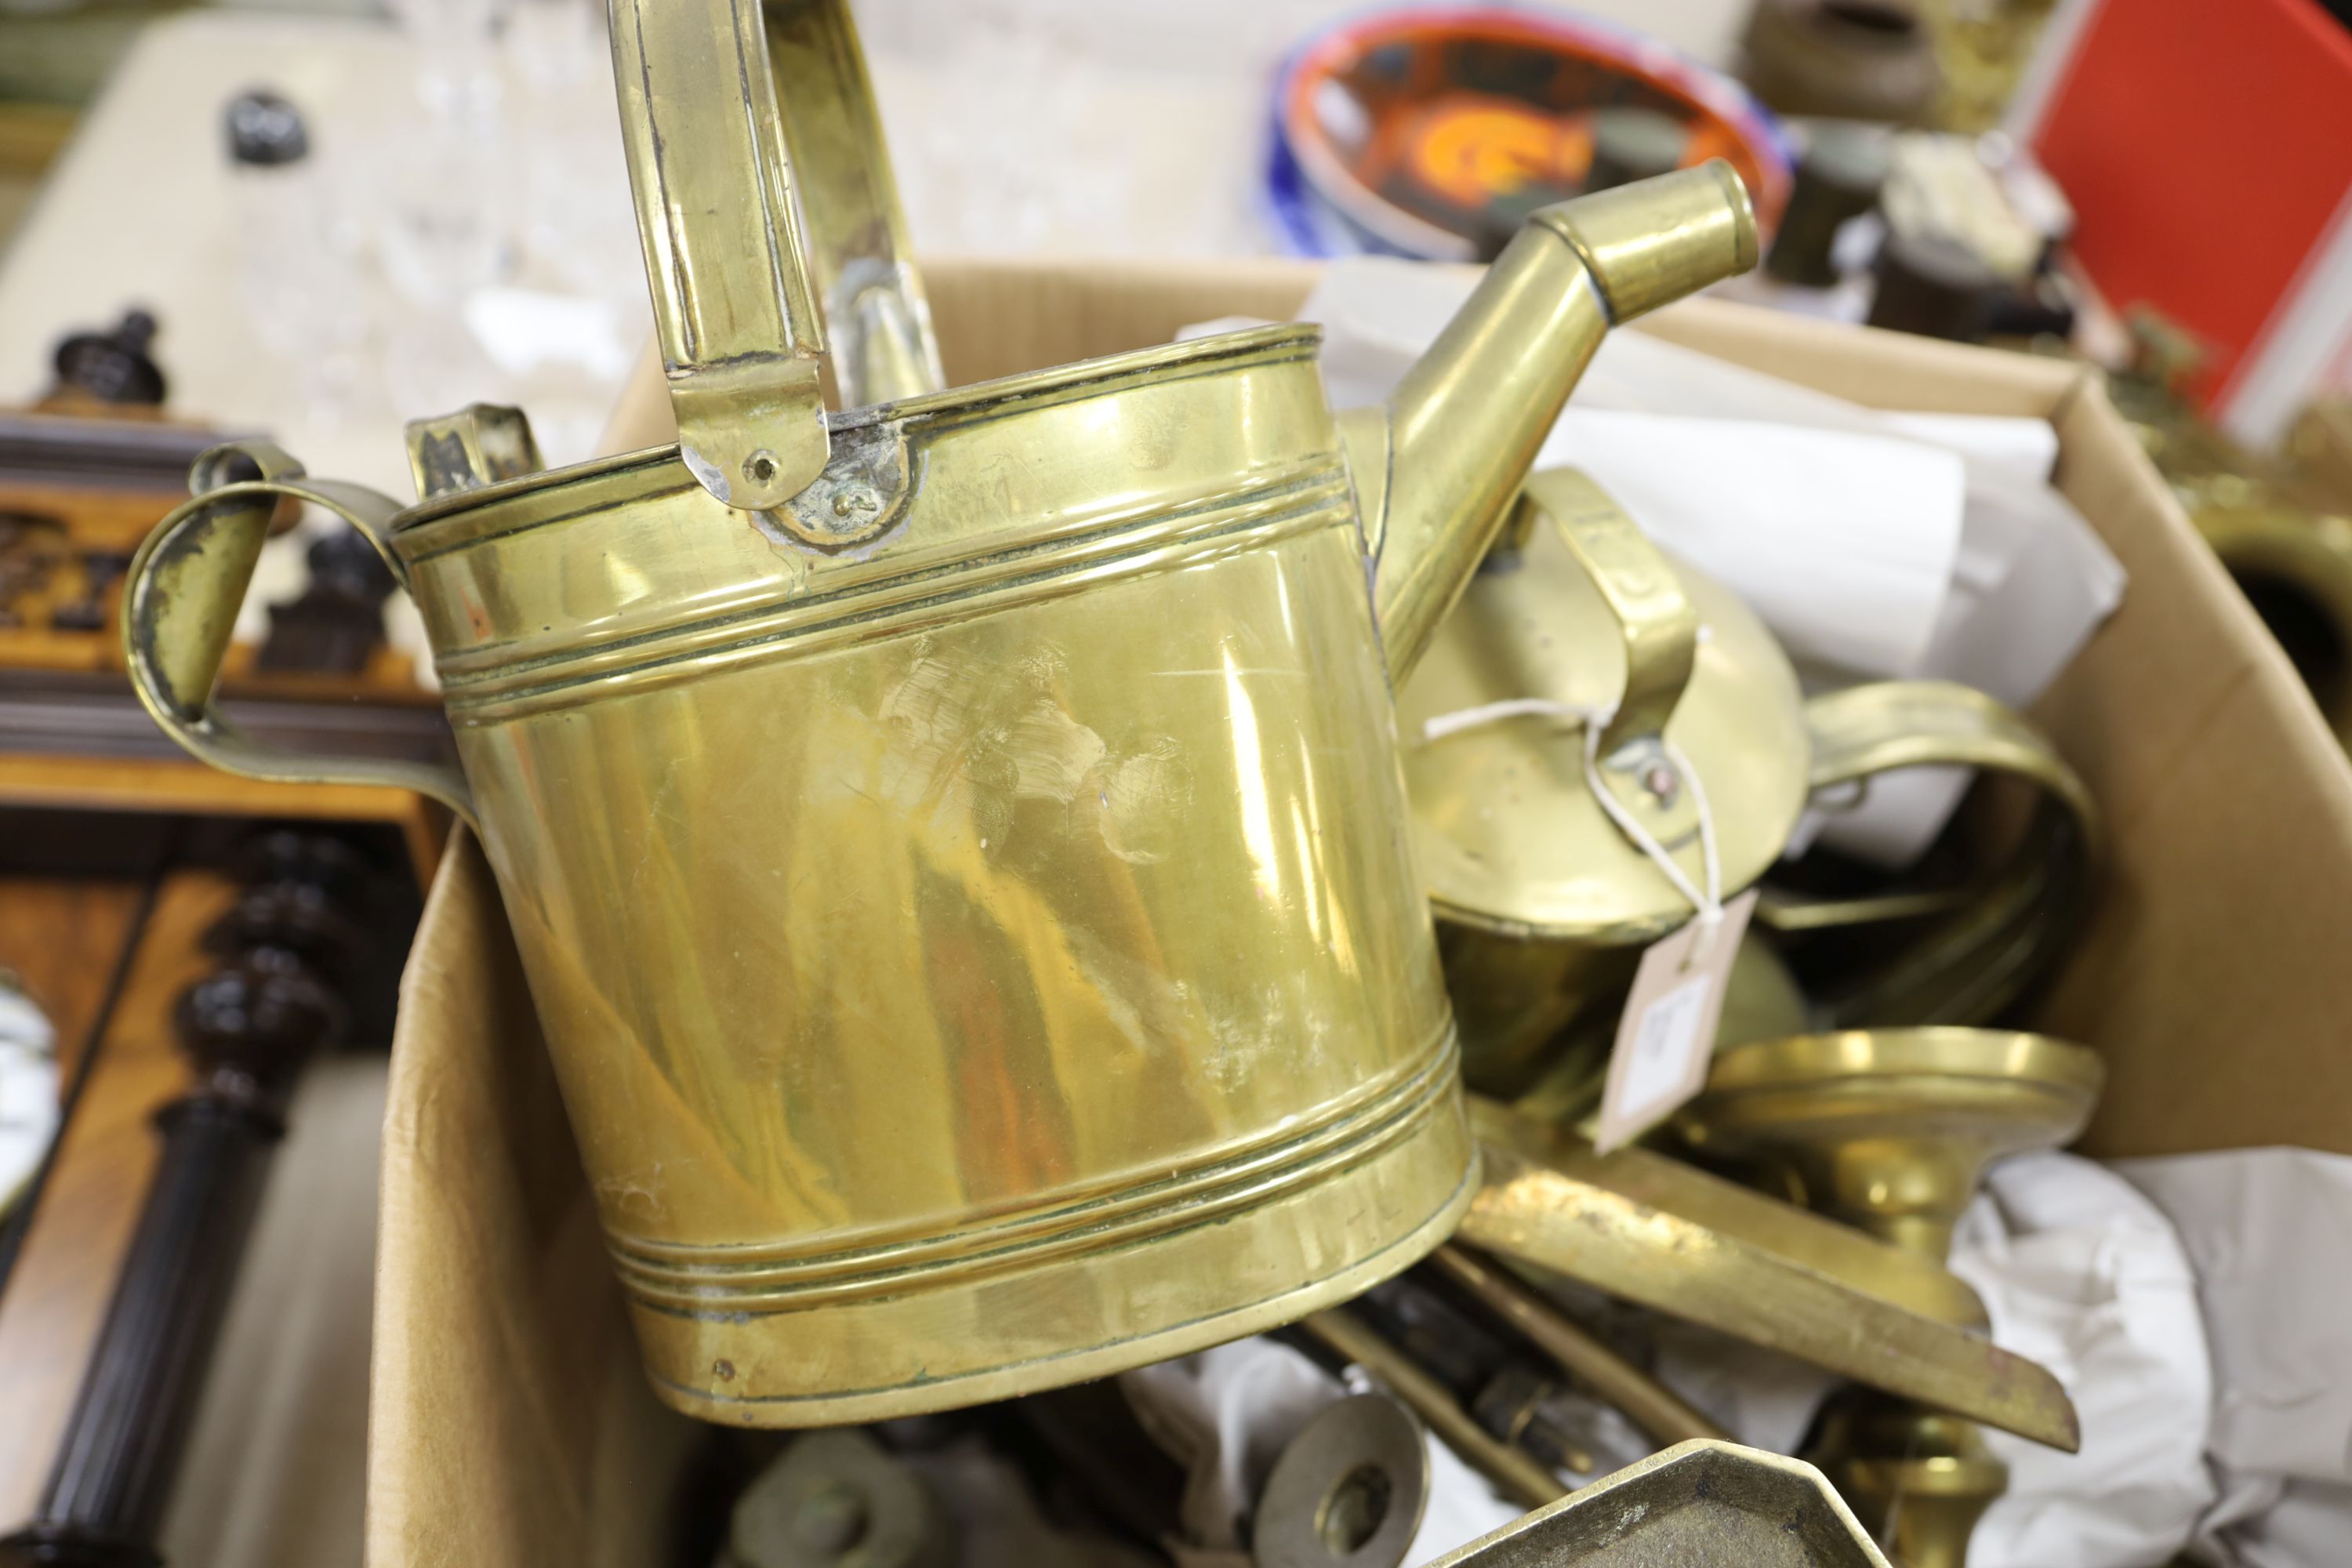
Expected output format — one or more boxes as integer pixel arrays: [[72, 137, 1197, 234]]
[[1422, 1439, 1896, 1568], [1461, 1099, 2080, 1450], [2291, 397, 2352, 513], [2193, 497, 2352, 748], [119, 0, 1762, 1425], [1397, 469, 1811, 1096], [1759, 680, 2101, 1029], [1677, 1028, 2103, 1260], [2114, 314, 2352, 750], [1915, 0, 2061, 136], [1740, 0, 1943, 128]]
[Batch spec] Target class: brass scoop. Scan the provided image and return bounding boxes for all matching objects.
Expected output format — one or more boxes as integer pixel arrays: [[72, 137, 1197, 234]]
[[1461, 1098, 2078, 1451]]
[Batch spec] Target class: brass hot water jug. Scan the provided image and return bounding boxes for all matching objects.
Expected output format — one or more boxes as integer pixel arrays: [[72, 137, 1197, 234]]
[[121, 0, 1758, 1424]]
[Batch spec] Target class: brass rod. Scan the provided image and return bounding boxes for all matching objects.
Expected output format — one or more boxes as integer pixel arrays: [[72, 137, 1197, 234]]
[[1298, 1307, 1566, 1510], [1431, 1243, 1732, 1449]]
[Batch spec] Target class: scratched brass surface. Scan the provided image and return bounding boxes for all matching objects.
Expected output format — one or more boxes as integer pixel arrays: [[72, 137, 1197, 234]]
[[1679, 1028, 2103, 1262], [1396, 471, 1809, 1092], [121, 0, 1764, 1426]]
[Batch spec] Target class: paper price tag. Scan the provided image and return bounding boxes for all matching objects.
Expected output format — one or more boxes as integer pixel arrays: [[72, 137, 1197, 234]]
[[1592, 889, 1758, 1153]]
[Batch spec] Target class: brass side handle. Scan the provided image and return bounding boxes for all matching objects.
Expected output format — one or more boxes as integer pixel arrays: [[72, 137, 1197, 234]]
[[1758, 680, 2101, 1026], [609, 0, 832, 511], [1761, 681, 2098, 931], [120, 441, 477, 826]]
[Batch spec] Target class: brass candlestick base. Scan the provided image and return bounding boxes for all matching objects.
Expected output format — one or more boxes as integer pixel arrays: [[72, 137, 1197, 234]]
[[1806, 1393, 2007, 1568], [1676, 1029, 2103, 1261]]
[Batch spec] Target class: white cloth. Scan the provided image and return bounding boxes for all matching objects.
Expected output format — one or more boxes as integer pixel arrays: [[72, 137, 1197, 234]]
[[2196, 1479, 2352, 1568], [2116, 1148, 2352, 1567], [1650, 1323, 1841, 1457], [1947, 1152, 2215, 1568], [0, 982, 59, 1218], [902, 1436, 1163, 1568]]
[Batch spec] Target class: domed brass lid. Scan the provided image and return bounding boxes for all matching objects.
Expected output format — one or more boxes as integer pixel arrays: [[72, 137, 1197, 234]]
[[1396, 469, 1810, 945]]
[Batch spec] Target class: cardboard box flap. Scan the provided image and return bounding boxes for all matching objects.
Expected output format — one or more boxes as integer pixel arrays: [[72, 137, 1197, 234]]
[[366, 833, 695, 1568]]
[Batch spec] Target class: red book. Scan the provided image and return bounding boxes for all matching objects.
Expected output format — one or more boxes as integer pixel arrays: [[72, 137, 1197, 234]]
[[2013, 0, 2352, 443]]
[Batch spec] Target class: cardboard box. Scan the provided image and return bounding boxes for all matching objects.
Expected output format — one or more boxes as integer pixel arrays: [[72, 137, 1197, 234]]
[[365, 260, 2352, 1566]]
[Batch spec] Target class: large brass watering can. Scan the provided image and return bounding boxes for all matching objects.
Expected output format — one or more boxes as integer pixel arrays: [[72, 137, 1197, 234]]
[[119, 0, 1756, 1425]]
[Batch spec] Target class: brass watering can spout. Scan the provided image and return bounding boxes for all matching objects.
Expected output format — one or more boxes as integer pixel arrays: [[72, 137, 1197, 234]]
[[1364, 162, 1759, 679]]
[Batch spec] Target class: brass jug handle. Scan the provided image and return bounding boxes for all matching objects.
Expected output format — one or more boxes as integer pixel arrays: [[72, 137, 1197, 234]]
[[610, 0, 833, 511], [1524, 468, 1700, 764], [120, 441, 478, 827], [768, 0, 944, 408], [1755, 681, 2102, 1025]]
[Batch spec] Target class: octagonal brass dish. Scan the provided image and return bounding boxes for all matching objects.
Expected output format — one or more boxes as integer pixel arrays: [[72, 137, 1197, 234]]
[[1425, 1440, 1893, 1568]]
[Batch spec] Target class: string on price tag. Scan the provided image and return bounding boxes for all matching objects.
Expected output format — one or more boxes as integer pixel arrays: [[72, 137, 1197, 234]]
[[1421, 697, 1751, 1152]]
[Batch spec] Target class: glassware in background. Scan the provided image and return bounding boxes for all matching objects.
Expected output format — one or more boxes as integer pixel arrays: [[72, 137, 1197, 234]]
[[224, 89, 372, 426], [372, 0, 514, 419], [850, 0, 1279, 256], [375, 0, 513, 312], [501, 0, 641, 308]]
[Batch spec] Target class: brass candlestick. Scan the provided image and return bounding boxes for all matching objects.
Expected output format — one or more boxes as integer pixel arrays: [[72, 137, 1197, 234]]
[[1678, 1029, 2103, 1567]]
